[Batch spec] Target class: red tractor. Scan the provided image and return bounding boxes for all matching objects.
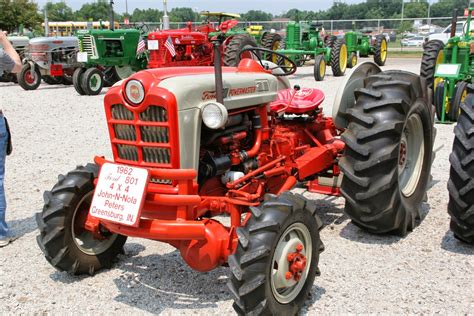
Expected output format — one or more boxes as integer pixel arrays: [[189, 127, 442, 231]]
[[147, 18, 258, 69], [36, 40, 435, 314]]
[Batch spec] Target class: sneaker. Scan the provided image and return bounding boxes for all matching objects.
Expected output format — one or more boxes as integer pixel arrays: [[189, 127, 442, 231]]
[[0, 236, 12, 247]]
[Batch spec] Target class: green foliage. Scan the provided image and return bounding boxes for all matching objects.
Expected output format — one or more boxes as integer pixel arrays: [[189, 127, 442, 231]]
[[130, 8, 163, 23], [0, 0, 42, 32], [169, 7, 197, 23], [240, 10, 273, 21], [42, 1, 75, 21], [75, 0, 121, 22]]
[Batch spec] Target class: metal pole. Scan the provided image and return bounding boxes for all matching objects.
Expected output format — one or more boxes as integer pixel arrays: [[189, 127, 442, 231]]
[[163, 0, 170, 30], [428, 0, 431, 26], [44, 6, 49, 37], [126, 0, 128, 16]]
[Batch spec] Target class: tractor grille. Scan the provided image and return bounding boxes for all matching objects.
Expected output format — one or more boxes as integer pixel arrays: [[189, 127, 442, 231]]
[[81, 35, 98, 59], [110, 104, 173, 167]]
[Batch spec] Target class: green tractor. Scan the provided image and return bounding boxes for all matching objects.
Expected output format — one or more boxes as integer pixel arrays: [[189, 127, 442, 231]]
[[73, 0, 149, 96], [344, 31, 388, 68], [277, 21, 348, 81], [421, 6, 474, 122], [73, 26, 148, 96]]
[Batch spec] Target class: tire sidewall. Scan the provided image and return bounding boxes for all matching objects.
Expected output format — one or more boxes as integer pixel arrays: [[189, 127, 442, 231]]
[[73, 68, 87, 95], [19, 64, 41, 90], [81, 68, 103, 96], [314, 55, 325, 81]]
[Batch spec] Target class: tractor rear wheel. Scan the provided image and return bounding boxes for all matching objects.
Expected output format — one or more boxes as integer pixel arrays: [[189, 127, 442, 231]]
[[448, 88, 474, 244], [73, 68, 86, 95], [373, 35, 388, 66], [340, 71, 434, 236], [224, 34, 259, 67], [36, 164, 127, 275], [324, 35, 337, 49], [330, 39, 347, 77], [18, 63, 41, 90], [42, 75, 62, 85], [314, 54, 326, 81], [228, 192, 323, 315], [420, 40, 444, 102], [347, 52, 358, 69], [261, 33, 282, 59], [81, 68, 104, 96], [103, 67, 122, 87]]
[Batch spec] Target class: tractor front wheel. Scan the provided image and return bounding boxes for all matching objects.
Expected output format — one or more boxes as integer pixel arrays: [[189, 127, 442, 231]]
[[340, 71, 434, 236], [314, 54, 326, 81], [62, 73, 73, 85], [450, 81, 468, 122], [228, 192, 323, 315], [36, 164, 127, 275], [330, 39, 347, 77], [73, 68, 86, 95], [18, 63, 41, 90], [347, 52, 358, 69], [373, 35, 388, 66], [81, 68, 104, 96], [448, 88, 474, 244]]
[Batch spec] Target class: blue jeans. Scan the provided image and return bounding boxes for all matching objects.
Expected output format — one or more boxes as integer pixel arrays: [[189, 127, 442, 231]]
[[0, 116, 8, 238]]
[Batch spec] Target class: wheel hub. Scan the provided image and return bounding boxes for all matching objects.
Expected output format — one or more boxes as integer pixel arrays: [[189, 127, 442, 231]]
[[25, 70, 36, 85], [399, 139, 408, 170], [285, 243, 307, 282], [271, 223, 312, 304]]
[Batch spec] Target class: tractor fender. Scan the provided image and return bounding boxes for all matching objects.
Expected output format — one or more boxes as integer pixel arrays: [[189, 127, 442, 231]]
[[332, 61, 381, 129]]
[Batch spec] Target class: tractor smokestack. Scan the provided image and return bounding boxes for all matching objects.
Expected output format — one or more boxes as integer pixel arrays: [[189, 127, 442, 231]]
[[109, 0, 115, 31], [450, 9, 457, 38], [213, 35, 225, 104]]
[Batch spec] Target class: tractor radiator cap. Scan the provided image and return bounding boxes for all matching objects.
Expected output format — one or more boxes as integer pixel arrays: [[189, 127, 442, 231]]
[[332, 62, 382, 129]]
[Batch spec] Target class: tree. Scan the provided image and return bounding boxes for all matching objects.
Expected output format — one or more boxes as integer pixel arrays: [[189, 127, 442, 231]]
[[0, 0, 42, 32], [43, 1, 75, 21], [169, 7, 197, 23], [75, 0, 121, 22], [241, 10, 273, 22], [130, 8, 163, 23]]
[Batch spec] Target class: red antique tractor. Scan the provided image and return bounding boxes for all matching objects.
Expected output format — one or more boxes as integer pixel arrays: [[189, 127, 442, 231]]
[[36, 38, 435, 314], [147, 18, 258, 69]]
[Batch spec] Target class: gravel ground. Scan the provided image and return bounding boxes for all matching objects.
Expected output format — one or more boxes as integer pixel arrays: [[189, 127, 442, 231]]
[[0, 57, 472, 314]]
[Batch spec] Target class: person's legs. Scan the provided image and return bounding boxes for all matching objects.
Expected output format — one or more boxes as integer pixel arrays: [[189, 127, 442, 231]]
[[0, 115, 9, 245]]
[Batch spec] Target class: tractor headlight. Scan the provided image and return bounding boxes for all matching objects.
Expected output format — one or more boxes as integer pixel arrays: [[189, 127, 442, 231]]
[[201, 102, 228, 129], [125, 79, 145, 105]]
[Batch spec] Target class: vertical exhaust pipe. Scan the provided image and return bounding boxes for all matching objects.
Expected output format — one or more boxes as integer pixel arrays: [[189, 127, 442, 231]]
[[212, 35, 225, 104], [109, 0, 115, 31], [450, 9, 457, 38]]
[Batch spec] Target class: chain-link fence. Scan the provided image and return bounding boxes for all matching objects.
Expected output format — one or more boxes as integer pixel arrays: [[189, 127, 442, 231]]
[[120, 16, 464, 53]]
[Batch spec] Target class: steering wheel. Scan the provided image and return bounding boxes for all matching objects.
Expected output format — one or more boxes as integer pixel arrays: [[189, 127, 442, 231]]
[[239, 47, 297, 76], [136, 22, 150, 35]]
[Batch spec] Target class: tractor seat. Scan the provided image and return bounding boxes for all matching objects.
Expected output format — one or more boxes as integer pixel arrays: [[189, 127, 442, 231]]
[[270, 88, 325, 114]]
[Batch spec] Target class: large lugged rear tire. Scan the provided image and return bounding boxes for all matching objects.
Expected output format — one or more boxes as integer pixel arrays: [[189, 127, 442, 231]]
[[261, 33, 282, 53], [227, 192, 323, 315], [448, 89, 474, 244], [36, 164, 127, 275], [330, 39, 347, 77], [420, 40, 444, 102], [224, 34, 259, 67], [340, 71, 434, 236]]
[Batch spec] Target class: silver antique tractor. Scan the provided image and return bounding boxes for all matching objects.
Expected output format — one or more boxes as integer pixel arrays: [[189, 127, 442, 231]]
[[18, 36, 79, 90], [0, 35, 29, 83], [36, 40, 435, 314]]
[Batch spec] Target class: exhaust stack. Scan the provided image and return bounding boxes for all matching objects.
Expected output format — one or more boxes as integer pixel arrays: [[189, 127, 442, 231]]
[[109, 0, 115, 31]]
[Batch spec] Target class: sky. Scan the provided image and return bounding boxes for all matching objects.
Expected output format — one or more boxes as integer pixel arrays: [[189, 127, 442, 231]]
[[34, 0, 364, 15]]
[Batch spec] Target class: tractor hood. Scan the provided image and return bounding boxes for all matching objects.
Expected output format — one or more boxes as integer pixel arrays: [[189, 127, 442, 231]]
[[3, 36, 29, 49], [152, 68, 279, 111], [29, 36, 78, 49]]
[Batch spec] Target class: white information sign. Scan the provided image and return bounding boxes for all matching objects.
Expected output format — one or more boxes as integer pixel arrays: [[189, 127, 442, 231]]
[[89, 163, 149, 227], [148, 40, 159, 50], [77, 52, 89, 62], [435, 64, 461, 77]]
